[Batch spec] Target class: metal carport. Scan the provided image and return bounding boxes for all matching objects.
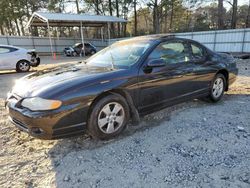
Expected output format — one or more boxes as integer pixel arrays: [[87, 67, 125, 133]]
[[27, 12, 127, 56]]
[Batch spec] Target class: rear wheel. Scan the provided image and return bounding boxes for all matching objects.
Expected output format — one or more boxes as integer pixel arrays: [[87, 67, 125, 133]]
[[88, 94, 129, 140], [208, 73, 226, 102], [16, 60, 30, 72]]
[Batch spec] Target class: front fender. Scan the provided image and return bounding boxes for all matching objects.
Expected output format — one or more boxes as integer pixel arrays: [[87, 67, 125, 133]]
[[59, 78, 134, 107]]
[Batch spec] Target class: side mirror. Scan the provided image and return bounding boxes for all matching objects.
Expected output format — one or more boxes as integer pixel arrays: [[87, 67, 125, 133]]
[[147, 59, 165, 68]]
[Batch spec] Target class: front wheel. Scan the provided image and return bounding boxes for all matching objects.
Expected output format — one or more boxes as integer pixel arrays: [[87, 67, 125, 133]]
[[88, 94, 130, 140], [16, 60, 30, 72], [208, 73, 226, 102], [90, 50, 96, 55]]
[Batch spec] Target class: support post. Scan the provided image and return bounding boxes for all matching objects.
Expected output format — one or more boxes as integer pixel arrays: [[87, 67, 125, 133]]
[[241, 29, 246, 53], [6, 35, 10, 45], [213, 30, 217, 51], [80, 22, 85, 56], [47, 21, 54, 57], [101, 27, 104, 44], [108, 23, 111, 46]]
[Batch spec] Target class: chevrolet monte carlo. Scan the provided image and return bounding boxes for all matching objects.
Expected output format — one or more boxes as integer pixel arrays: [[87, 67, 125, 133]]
[[6, 35, 238, 139]]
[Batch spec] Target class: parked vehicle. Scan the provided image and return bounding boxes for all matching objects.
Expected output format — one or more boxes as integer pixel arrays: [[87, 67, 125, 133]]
[[6, 35, 238, 140], [64, 42, 97, 56], [0, 45, 40, 72]]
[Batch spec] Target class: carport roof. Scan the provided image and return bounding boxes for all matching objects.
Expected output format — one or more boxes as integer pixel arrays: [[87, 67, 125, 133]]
[[27, 12, 127, 27]]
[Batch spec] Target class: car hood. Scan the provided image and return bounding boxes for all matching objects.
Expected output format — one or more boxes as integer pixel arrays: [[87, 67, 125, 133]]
[[12, 63, 114, 98]]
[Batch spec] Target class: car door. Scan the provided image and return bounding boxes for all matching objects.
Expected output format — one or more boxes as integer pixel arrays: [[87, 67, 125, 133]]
[[187, 41, 217, 91], [0, 47, 18, 70], [137, 40, 195, 113]]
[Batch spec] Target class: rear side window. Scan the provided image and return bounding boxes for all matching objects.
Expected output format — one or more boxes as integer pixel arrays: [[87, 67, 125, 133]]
[[0, 47, 11, 54], [84, 43, 90, 47], [148, 41, 190, 65], [0, 47, 17, 54], [191, 43, 205, 60]]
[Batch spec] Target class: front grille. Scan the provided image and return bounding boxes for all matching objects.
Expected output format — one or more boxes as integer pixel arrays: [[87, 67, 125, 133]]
[[12, 118, 29, 132]]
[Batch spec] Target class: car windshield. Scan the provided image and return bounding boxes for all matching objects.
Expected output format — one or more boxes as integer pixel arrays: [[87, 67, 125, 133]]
[[72, 43, 81, 48], [86, 40, 152, 69]]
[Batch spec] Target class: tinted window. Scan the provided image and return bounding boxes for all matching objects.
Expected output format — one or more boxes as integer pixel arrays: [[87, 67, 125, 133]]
[[0, 47, 18, 54], [191, 43, 205, 60], [84, 43, 90, 47], [87, 40, 152, 68], [73, 43, 83, 48], [0, 47, 10, 54], [148, 41, 190, 65]]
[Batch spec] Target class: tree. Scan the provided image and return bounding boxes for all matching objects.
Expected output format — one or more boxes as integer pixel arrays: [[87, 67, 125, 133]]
[[133, 0, 137, 35], [115, 0, 120, 36], [246, 2, 250, 27], [218, 0, 224, 29], [231, 0, 238, 28]]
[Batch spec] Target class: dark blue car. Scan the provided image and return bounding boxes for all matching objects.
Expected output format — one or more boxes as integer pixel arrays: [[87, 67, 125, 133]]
[[6, 35, 238, 140]]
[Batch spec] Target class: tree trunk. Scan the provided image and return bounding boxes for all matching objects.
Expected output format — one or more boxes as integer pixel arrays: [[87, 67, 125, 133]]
[[14, 18, 21, 36], [153, 0, 160, 34], [231, 0, 238, 29], [169, 0, 174, 32], [134, 0, 137, 36], [115, 0, 120, 37], [246, 1, 250, 28], [19, 18, 25, 36], [108, 0, 114, 38], [95, 0, 100, 15], [164, 5, 168, 33], [0, 25, 5, 35], [123, 23, 127, 37], [75, 0, 80, 13], [218, 0, 224, 29]]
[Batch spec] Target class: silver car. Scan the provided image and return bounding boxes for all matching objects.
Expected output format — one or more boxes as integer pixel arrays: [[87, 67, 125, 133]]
[[0, 45, 40, 72]]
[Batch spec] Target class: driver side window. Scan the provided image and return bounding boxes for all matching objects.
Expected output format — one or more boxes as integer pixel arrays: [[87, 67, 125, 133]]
[[191, 43, 205, 60], [147, 41, 190, 65]]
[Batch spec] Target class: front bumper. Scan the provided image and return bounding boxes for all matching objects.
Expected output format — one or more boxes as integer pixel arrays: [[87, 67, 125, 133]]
[[6, 95, 88, 139]]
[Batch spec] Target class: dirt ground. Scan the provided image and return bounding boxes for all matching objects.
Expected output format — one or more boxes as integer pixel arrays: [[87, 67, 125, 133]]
[[0, 60, 249, 188]]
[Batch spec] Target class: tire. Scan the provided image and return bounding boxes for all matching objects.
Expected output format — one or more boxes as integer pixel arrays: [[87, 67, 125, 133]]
[[208, 73, 226, 102], [90, 50, 96, 55], [32, 57, 40, 67], [87, 94, 130, 140], [16, 60, 30, 72]]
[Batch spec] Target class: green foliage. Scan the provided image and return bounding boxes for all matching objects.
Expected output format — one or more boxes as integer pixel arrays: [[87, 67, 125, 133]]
[[0, 0, 249, 36]]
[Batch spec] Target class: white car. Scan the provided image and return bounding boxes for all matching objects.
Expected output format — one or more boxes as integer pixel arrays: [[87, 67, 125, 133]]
[[0, 45, 40, 72]]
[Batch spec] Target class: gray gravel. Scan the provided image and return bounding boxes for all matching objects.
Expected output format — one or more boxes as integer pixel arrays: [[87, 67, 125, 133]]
[[0, 60, 250, 188], [51, 95, 250, 188]]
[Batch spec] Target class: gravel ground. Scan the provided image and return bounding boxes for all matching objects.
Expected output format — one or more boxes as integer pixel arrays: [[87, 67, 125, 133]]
[[0, 60, 249, 188]]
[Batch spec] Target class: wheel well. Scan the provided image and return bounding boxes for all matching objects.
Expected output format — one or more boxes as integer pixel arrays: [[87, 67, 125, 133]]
[[87, 89, 139, 124], [217, 69, 229, 91], [16, 59, 30, 65]]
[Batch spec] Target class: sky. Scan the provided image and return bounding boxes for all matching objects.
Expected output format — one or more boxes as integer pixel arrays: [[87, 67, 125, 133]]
[[225, 0, 249, 9]]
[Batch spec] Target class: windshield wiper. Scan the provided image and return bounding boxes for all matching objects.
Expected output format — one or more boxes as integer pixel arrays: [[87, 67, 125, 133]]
[[109, 51, 115, 70]]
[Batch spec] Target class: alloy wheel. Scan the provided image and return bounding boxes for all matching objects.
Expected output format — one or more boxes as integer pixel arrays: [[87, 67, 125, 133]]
[[212, 77, 224, 98], [19, 61, 29, 72], [97, 102, 125, 134]]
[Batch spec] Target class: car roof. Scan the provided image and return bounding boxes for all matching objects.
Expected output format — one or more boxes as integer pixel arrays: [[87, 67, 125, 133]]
[[114, 34, 177, 44], [132, 34, 176, 40], [0, 44, 22, 49]]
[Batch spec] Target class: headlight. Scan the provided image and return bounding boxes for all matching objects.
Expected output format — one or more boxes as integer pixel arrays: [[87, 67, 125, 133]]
[[21, 97, 62, 111]]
